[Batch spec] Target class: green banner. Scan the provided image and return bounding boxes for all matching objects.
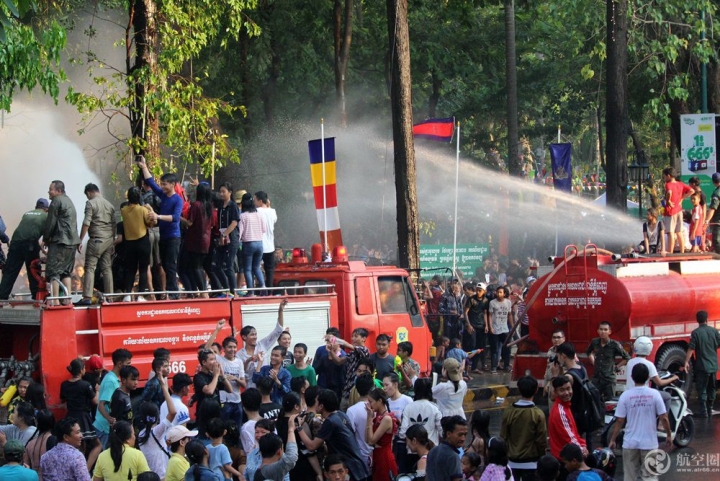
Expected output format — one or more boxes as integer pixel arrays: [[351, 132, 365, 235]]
[[419, 243, 490, 277]]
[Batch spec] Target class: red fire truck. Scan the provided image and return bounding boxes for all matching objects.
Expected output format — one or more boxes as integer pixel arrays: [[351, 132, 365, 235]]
[[513, 245, 720, 389], [0, 245, 431, 411]]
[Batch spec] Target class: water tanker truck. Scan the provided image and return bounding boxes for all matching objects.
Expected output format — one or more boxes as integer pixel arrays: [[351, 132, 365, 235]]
[[513, 244, 720, 391]]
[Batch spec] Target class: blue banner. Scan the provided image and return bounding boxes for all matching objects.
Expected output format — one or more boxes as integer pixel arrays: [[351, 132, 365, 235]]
[[550, 143, 572, 192]]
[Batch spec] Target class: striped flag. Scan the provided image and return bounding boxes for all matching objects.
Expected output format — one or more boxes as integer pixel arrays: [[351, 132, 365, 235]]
[[308, 137, 343, 251], [412, 117, 455, 142]]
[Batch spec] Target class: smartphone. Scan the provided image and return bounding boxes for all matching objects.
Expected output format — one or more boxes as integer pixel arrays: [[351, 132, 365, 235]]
[[134, 154, 142, 163]]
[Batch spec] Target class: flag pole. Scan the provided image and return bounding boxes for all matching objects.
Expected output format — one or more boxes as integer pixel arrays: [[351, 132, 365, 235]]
[[557, 125, 561, 143], [452, 120, 460, 278], [321, 119, 328, 253]]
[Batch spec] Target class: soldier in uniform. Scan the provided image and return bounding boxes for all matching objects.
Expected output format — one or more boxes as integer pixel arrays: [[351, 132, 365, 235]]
[[0, 199, 49, 300], [585, 321, 630, 400]]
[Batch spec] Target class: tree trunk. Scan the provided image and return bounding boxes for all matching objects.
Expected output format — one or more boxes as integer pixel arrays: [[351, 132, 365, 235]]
[[386, 0, 419, 270], [129, 0, 159, 163], [504, 0, 520, 176], [239, 25, 252, 138], [334, 0, 353, 127], [605, 0, 628, 212], [709, 58, 720, 115]]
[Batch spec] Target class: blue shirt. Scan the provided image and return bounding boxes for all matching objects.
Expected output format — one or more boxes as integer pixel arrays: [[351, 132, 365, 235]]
[[0, 464, 39, 481], [208, 443, 233, 480], [312, 345, 345, 393], [252, 365, 291, 404], [185, 464, 223, 481], [93, 370, 119, 434], [145, 176, 182, 239], [446, 347, 468, 364]]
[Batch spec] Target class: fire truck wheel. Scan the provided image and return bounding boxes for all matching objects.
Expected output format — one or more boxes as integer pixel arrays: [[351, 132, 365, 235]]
[[655, 344, 692, 397]]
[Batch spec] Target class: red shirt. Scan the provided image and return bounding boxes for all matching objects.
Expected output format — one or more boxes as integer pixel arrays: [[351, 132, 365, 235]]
[[548, 399, 586, 459], [664, 181, 694, 216]]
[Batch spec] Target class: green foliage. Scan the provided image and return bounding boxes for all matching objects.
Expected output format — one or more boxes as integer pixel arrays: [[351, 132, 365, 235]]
[[64, 0, 258, 173], [0, 1, 66, 110]]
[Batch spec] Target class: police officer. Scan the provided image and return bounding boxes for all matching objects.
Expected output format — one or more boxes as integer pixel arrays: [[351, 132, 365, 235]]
[[585, 320, 630, 401], [0, 199, 49, 300]]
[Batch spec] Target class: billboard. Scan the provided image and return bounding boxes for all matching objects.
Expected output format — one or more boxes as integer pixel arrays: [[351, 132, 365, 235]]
[[419, 243, 489, 277]]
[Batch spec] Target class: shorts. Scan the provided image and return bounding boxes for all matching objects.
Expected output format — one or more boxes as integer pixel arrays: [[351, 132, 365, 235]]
[[148, 226, 161, 266], [46, 243, 76, 279], [691, 236, 702, 247], [663, 212, 683, 233]]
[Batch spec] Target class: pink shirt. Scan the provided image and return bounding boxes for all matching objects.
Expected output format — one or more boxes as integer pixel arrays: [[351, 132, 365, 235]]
[[238, 211, 266, 242]]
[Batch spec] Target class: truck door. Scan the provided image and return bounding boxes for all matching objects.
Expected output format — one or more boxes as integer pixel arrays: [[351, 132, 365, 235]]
[[375, 275, 430, 371]]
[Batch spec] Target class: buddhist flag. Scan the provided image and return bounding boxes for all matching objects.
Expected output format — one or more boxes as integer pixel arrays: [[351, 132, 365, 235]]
[[308, 137, 343, 251], [412, 117, 455, 142]]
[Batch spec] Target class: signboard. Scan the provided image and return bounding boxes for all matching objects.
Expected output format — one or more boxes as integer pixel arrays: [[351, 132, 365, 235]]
[[419, 243, 489, 277], [680, 114, 716, 177]]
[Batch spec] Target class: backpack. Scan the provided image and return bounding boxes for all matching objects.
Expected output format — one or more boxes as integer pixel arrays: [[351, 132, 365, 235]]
[[568, 369, 605, 432]]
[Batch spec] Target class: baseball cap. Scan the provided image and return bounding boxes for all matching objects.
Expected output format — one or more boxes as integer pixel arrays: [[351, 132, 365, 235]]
[[86, 355, 104, 372], [36, 198, 50, 209], [443, 358, 462, 382], [3, 439, 25, 458], [713, 172, 720, 183], [476, 282, 488, 291], [166, 424, 198, 444]]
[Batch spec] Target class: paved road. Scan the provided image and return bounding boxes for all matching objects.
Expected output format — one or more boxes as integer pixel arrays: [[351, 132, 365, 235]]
[[468, 372, 720, 480]]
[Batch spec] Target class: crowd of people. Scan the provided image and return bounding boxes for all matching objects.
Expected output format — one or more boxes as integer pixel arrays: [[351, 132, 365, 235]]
[[0, 158, 278, 304]]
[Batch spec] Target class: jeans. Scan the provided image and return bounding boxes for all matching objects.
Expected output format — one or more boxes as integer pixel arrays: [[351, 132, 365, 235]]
[[243, 240, 265, 291], [262, 251, 276, 292], [159, 237, 181, 297], [214, 237, 239, 292], [489, 332, 510, 370]]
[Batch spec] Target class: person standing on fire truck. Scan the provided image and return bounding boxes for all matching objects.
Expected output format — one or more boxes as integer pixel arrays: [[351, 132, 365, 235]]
[[43, 180, 80, 306], [0, 198, 48, 301], [585, 321, 630, 401], [137, 158, 183, 299], [75, 183, 116, 306], [704, 172, 720, 254]]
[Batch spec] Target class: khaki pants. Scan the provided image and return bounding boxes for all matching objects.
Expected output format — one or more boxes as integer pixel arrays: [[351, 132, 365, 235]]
[[83, 237, 114, 298], [622, 448, 660, 481]]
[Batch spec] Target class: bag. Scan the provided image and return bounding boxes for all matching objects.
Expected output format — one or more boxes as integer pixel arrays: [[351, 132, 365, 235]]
[[568, 369, 605, 432]]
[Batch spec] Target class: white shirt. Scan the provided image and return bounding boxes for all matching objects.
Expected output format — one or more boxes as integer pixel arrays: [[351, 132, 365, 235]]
[[160, 394, 191, 426], [625, 357, 658, 387], [241, 419, 258, 455], [238, 322, 284, 388], [398, 399, 443, 444], [432, 380, 468, 419], [216, 354, 245, 403], [388, 394, 413, 422], [615, 385, 666, 450], [256, 206, 277, 254], [139, 419, 172, 478], [489, 299, 512, 334], [346, 400, 373, 469]]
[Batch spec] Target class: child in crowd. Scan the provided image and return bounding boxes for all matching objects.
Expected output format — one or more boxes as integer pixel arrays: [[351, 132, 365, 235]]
[[462, 451, 483, 480], [446, 338, 481, 380], [479, 437, 512, 481], [559, 443, 614, 481], [436, 336, 450, 362], [110, 365, 139, 423], [536, 455, 560, 481], [206, 417, 243, 480], [185, 439, 216, 480], [466, 410, 490, 465], [689, 193, 703, 252]]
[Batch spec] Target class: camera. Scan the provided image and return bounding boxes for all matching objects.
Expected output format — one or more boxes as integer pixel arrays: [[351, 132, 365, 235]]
[[134, 154, 143, 163], [549, 355, 558, 364]]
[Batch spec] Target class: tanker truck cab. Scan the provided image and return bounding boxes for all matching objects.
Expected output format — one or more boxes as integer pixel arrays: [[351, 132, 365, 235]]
[[273, 246, 431, 372]]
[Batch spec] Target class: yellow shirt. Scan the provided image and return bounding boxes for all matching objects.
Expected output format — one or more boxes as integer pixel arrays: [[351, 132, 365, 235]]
[[93, 445, 150, 481], [166, 452, 190, 481], [121, 204, 152, 241]]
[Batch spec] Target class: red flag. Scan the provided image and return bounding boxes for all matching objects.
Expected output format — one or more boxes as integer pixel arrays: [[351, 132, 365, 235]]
[[412, 117, 455, 142]]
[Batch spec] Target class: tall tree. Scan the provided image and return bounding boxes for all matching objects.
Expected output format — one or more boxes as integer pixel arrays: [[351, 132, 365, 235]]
[[334, 0, 353, 126], [504, 0, 520, 176], [605, 0, 629, 211], [386, 0, 419, 270]]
